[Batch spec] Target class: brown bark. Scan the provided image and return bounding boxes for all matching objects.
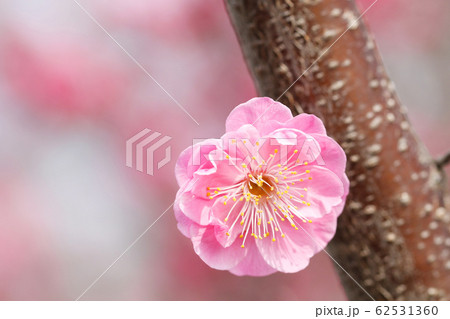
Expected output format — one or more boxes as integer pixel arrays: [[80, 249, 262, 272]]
[[225, 0, 450, 300]]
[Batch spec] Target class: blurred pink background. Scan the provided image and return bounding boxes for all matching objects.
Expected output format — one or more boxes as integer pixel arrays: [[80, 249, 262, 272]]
[[0, 0, 449, 300]]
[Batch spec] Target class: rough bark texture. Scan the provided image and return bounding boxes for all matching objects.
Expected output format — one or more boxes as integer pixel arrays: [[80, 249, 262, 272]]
[[225, 0, 450, 300]]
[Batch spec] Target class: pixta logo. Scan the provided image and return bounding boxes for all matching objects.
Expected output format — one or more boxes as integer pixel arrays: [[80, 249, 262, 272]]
[[126, 129, 172, 175]]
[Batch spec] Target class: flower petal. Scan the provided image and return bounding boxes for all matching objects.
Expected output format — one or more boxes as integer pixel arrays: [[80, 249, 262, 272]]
[[256, 211, 337, 273], [192, 226, 247, 270], [190, 154, 246, 199], [178, 191, 214, 225], [174, 195, 201, 238], [212, 199, 245, 248], [285, 113, 327, 135], [256, 128, 323, 167], [226, 97, 293, 132], [175, 138, 221, 187], [289, 166, 345, 219], [309, 133, 347, 181], [229, 240, 276, 276]]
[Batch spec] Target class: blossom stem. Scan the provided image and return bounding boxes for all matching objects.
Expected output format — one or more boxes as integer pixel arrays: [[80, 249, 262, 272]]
[[436, 152, 450, 170]]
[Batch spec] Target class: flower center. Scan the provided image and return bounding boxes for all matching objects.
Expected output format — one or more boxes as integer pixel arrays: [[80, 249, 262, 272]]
[[248, 175, 274, 197], [206, 145, 314, 248]]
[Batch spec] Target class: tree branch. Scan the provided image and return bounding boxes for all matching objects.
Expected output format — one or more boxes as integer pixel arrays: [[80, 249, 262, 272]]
[[225, 0, 450, 300], [437, 152, 450, 170]]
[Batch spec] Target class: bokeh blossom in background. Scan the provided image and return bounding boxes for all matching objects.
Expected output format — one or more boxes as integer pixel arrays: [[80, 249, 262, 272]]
[[0, 0, 449, 300]]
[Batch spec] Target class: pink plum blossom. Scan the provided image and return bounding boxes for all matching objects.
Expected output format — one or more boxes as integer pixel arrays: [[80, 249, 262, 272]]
[[174, 97, 349, 276]]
